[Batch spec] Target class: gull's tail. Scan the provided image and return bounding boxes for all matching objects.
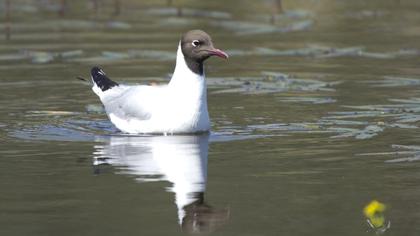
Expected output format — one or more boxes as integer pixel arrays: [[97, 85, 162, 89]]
[[91, 67, 119, 94]]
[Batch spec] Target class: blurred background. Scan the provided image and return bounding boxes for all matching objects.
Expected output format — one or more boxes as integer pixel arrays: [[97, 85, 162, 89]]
[[2, 0, 420, 236]]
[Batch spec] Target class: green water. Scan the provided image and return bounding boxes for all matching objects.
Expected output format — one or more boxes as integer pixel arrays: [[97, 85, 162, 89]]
[[1, 0, 420, 235]]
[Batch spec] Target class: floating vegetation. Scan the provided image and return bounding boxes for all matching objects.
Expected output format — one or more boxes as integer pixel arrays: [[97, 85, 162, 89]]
[[86, 104, 105, 114], [60, 50, 84, 58], [127, 50, 176, 61], [226, 45, 420, 59], [242, 122, 392, 140], [0, 53, 28, 61], [25, 110, 80, 117], [340, 102, 420, 121], [145, 7, 231, 19], [324, 111, 397, 119], [5, 20, 133, 31], [209, 71, 340, 94], [363, 76, 420, 87], [317, 95, 420, 139], [345, 10, 388, 19], [254, 9, 314, 22], [105, 21, 132, 30], [70, 49, 176, 63], [254, 45, 343, 57], [279, 96, 336, 104], [6, 48, 177, 64], [329, 125, 384, 140], [0, 2, 38, 13], [28, 51, 55, 64], [319, 119, 369, 126], [0, 50, 83, 64], [101, 51, 130, 60], [158, 17, 195, 26], [233, 116, 415, 140], [210, 19, 313, 35], [314, 46, 365, 58], [358, 145, 420, 163], [43, 19, 98, 30]]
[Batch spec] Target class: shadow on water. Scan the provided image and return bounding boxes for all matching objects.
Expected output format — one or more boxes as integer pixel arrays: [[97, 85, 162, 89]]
[[93, 134, 229, 234]]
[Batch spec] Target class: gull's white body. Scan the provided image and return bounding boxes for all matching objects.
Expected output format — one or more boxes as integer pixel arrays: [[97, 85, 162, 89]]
[[92, 44, 210, 134]]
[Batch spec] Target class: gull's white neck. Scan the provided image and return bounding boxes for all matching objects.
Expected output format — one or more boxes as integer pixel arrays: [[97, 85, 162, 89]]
[[169, 42, 205, 88], [164, 42, 210, 133]]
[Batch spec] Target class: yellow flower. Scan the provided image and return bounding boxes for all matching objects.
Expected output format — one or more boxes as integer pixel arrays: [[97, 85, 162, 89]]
[[363, 200, 387, 228]]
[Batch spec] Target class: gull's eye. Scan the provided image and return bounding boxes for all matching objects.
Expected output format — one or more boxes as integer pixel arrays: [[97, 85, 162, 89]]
[[192, 40, 201, 47]]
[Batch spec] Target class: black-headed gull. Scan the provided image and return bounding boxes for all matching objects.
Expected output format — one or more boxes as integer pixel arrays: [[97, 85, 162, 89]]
[[90, 30, 228, 134]]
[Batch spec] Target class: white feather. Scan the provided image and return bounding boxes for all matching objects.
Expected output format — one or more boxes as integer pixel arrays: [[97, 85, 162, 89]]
[[93, 42, 210, 134]]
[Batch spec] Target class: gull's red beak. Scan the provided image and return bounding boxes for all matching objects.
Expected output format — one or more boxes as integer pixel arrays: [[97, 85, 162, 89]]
[[208, 48, 229, 59]]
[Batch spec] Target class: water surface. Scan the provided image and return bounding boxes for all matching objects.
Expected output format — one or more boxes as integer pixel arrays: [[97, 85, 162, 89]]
[[1, 0, 420, 235]]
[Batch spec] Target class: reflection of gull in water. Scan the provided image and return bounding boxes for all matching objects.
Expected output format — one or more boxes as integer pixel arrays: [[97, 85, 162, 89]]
[[93, 134, 229, 234]]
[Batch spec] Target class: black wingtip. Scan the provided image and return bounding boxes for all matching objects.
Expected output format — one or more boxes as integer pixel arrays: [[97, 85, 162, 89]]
[[91, 66, 103, 76], [91, 66, 118, 92]]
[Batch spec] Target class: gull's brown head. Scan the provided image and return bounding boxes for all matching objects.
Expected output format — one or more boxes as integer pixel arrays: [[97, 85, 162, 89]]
[[180, 30, 228, 75]]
